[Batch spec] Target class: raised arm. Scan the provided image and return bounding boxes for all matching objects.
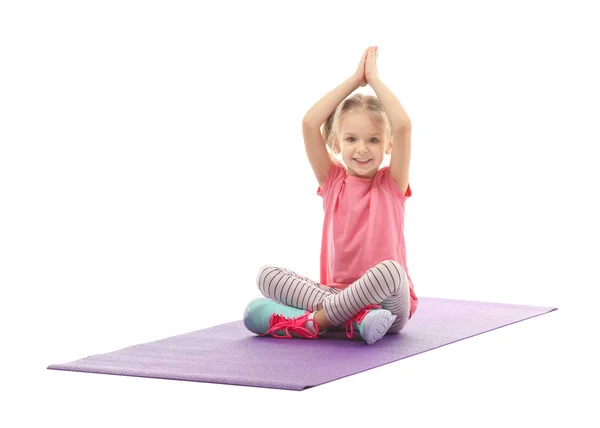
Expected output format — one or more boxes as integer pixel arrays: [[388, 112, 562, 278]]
[[302, 76, 361, 188], [364, 46, 412, 196], [302, 76, 360, 127]]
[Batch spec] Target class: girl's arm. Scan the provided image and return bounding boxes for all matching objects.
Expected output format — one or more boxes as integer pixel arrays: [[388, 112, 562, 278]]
[[364, 47, 411, 194], [369, 76, 412, 195], [302, 76, 360, 189], [302, 76, 361, 128], [368, 76, 411, 129], [365, 48, 411, 128]]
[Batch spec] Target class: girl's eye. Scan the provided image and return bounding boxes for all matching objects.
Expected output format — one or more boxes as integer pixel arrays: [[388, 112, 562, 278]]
[[347, 137, 378, 143]]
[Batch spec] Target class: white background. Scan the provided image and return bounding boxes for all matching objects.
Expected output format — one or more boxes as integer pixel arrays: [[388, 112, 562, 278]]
[[1, 0, 598, 426]]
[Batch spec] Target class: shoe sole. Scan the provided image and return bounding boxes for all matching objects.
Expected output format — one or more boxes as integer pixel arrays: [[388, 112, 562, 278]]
[[361, 310, 397, 345]]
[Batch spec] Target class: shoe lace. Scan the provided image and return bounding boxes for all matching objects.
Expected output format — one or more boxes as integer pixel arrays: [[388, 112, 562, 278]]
[[262, 311, 319, 339], [345, 304, 383, 339]]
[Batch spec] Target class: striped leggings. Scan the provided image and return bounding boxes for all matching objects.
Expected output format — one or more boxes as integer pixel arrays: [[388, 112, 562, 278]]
[[256, 259, 411, 334]]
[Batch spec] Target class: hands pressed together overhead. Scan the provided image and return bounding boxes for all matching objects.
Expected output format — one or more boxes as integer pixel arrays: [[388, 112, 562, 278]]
[[354, 46, 380, 87]]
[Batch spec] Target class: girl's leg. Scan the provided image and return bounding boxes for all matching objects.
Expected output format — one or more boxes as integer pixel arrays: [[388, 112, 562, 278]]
[[256, 265, 341, 312], [316, 260, 411, 334]]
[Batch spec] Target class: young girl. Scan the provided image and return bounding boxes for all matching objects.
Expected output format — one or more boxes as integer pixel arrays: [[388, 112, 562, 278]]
[[243, 46, 418, 345]]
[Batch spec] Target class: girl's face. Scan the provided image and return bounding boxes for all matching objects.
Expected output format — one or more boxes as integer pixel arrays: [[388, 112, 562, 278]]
[[338, 111, 391, 178]]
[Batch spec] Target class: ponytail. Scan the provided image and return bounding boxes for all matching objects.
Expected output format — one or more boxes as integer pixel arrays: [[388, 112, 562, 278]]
[[322, 109, 339, 160]]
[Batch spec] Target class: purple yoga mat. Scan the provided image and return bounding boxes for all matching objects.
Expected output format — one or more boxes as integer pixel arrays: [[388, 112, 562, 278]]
[[47, 297, 557, 390]]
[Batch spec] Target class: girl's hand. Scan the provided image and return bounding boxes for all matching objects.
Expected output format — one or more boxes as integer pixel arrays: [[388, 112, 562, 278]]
[[353, 48, 368, 87], [365, 46, 380, 84]]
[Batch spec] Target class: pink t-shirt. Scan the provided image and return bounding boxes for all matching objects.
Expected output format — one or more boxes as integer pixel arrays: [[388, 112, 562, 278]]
[[317, 160, 418, 319]]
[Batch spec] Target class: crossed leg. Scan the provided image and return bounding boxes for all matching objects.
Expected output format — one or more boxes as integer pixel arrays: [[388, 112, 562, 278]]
[[256, 259, 411, 334]]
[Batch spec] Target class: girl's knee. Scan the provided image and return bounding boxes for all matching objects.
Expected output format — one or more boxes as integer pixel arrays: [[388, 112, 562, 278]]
[[379, 259, 406, 276], [256, 264, 279, 290], [372, 260, 407, 293]]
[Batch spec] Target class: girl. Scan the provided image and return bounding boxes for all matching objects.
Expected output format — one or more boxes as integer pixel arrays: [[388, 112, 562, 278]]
[[243, 46, 418, 345]]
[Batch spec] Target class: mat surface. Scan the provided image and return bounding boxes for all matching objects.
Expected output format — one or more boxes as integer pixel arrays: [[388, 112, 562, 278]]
[[47, 297, 557, 390]]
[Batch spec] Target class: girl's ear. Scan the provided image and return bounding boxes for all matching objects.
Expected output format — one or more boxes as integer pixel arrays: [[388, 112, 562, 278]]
[[385, 137, 393, 155]]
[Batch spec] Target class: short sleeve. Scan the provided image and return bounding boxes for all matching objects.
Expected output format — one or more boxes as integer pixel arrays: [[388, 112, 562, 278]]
[[317, 161, 345, 198], [380, 166, 412, 201]]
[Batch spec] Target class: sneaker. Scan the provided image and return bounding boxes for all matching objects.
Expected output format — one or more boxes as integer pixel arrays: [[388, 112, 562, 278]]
[[345, 304, 397, 345], [243, 298, 320, 339]]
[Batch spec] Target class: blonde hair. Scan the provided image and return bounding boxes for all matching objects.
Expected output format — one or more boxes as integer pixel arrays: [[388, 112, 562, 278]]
[[321, 93, 392, 161]]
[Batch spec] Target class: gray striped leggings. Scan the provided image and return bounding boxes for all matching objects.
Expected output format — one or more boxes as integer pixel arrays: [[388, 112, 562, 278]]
[[256, 259, 411, 334]]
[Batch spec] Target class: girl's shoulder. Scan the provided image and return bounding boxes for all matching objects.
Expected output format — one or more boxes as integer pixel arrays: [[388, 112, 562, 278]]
[[317, 160, 346, 196], [375, 166, 412, 199]]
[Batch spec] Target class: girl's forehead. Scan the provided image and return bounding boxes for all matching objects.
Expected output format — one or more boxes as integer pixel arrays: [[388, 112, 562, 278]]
[[340, 111, 381, 130], [341, 128, 384, 136], [340, 122, 384, 136]]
